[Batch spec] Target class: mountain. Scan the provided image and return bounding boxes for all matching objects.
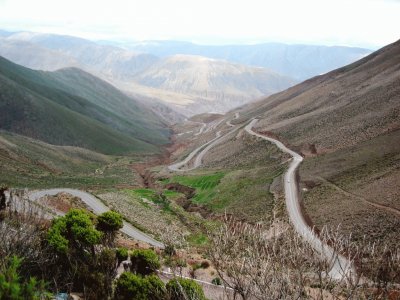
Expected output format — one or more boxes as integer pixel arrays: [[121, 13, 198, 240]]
[[130, 54, 296, 115], [0, 38, 82, 71], [1, 32, 296, 115], [6, 32, 159, 80], [128, 40, 372, 80], [0, 56, 171, 154], [234, 39, 400, 245]]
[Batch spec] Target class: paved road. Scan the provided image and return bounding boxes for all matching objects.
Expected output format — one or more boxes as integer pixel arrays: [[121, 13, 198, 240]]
[[169, 113, 241, 172], [168, 131, 222, 171], [28, 188, 164, 248], [245, 119, 354, 280]]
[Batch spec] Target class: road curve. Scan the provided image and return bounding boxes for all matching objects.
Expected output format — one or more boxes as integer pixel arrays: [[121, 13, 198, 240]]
[[168, 131, 222, 171], [169, 113, 241, 172], [245, 119, 354, 280], [28, 188, 164, 248]]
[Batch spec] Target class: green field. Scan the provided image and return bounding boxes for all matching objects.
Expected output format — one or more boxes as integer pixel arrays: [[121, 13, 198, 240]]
[[165, 166, 285, 222], [167, 172, 225, 204]]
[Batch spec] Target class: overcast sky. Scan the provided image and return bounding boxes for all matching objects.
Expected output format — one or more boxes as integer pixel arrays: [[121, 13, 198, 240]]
[[0, 0, 399, 48]]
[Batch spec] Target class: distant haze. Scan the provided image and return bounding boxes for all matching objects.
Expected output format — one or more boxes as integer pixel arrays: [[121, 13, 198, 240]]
[[0, 0, 399, 48]]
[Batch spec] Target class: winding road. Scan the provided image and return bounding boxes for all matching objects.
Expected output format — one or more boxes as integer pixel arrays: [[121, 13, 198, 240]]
[[245, 119, 354, 279], [169, 113, 241, 172], [28, 188, 164, 248]]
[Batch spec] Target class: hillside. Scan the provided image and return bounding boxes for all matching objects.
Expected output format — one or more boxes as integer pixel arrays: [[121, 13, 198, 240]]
[[233, 39, 400, 245], [131, 55, 296, 115], [0, 56, 170, 154], [127, 40, 372, 80]]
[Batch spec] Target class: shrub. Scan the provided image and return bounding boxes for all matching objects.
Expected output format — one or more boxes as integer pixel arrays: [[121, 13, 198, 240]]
[[97, 211, 123, 232], [130, 249, 160, 276], [114, 272, 165, 300], [47, 209, 102, 254], [116, 248, 129, 264], [211, 277, 222, 286], [0, 256, 51, 300], [166, 278, 206, 300], [200, 260, 210, 269]]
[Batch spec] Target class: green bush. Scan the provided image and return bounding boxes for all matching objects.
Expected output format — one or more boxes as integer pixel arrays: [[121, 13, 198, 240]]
[[47, 209, 102, 254], [116, 248, 129, 264], [97, 211, 123, 232], [0, 256, 51, 300], [211, 277, 222, 286], [114, 272, 165, 300], [166, 278, 206, 300], [130, 249, 160, 276]]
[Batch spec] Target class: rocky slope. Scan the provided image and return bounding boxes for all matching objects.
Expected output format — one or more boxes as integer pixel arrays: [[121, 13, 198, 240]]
[[233, 39, 400, 245]]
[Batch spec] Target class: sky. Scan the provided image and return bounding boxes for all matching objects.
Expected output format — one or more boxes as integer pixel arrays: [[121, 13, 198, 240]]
[[0, 0, 399, 48]]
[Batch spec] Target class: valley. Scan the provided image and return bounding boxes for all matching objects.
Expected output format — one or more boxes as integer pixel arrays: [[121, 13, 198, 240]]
[[0, 27, 399, 300]]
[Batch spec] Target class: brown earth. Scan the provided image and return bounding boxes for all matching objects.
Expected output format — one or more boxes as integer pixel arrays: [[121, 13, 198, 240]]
[[234, 39, 400, 246]]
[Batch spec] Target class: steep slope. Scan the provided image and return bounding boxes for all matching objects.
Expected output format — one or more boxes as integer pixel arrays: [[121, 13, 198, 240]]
[[0, 56, 170, 154], [128, 40, 372, 80], [234, 39, 400, 245], [132, 55, 296, 115]]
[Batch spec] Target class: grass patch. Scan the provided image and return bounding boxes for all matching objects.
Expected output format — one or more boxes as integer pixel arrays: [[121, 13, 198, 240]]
[[167, 172, 225, 204], [187, 233, 209, 247]]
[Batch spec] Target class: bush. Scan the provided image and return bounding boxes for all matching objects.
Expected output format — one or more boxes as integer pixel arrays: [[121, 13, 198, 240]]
[[130, 249, 160, 276], [114, 272, 165, 300], [47, 209, 102, 254], [97, 211, 123, 232], [211, 277, 222, 286], [0, 256, 51, 300], [166, 278, 206, 300], [200, 260, 210, 269], [116, 248, 129, 264]]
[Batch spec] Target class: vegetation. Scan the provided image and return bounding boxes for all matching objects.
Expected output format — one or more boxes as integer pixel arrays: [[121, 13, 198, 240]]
[[0, 256, 51, 300], [130, 249, 161, 276], [166, 278, 206, 300], [209, 216, 400, 300], [0, 131, 143, 189], [167, 172, 224, 204], [114, 272, 165, 300], [116, 248, 129, 264]]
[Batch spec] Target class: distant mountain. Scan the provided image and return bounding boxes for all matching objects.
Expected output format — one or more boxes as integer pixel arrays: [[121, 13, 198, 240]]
[[6, 32, 159, 80], [130, 54, 296, 115], [1, 31, 297, 116], [0, 38, 82, 71], [128, 40, 372, 80], [0, 56, 171, 154]]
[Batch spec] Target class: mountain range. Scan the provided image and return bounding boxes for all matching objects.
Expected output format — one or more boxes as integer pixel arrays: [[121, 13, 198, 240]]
[[0, 30, 372, 116], [124, 40, 372, 80]]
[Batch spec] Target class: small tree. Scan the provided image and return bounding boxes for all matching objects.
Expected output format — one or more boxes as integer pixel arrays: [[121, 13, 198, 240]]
[[97, 211, 123, 247], [166, 278, 206, 300], [114, 272, 165, 300], [47, 209, 102, 256], [130, 249, 160, 276]]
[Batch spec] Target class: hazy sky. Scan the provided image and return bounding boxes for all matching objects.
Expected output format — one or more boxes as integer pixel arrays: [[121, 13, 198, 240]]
[[0, 0, 399, 47]]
